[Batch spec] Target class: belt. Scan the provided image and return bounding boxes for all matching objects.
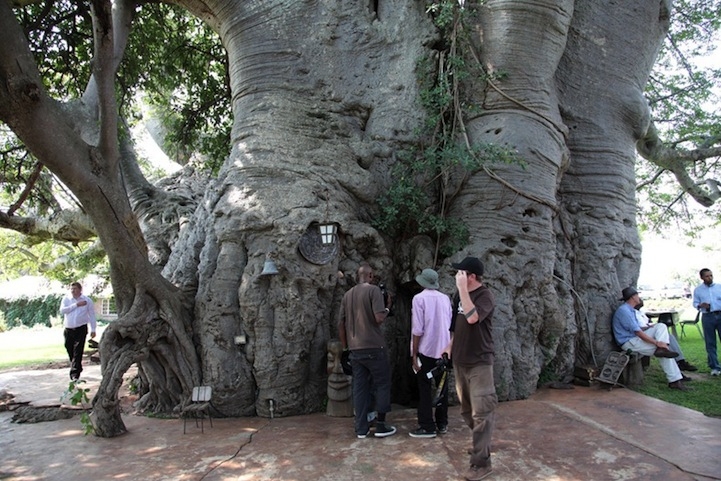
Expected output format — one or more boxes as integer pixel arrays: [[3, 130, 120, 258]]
[[708, 311, 721, 314]]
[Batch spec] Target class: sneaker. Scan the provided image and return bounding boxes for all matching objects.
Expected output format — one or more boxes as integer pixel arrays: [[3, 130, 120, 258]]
[[357, 430, 370, 439], [465, 464, 493, 481], [668, 380, 691, 391], [653, 347, 679, 358], [711, 369, 721, 376], [408, 427, 436, 438], [374, 423, 397, 438], [680, 374, 693, 382], [437, 425, 448, 434], [677, 359, 698, 372]]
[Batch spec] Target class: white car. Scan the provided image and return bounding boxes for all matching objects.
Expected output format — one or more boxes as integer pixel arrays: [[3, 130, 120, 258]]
[[637, 285, 661, 299], [661, 283, 687, 299]]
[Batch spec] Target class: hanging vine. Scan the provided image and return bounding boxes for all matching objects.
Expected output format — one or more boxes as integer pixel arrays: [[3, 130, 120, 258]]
[[373, 0, 522, 264]]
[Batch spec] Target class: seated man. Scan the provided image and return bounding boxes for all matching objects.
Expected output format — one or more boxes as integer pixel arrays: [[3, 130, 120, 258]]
[[634, 301, 698, 375], [613, 287, 691, 391]]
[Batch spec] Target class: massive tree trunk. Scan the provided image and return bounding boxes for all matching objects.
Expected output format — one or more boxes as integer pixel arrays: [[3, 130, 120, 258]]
[[168, 0, 668, 413], [163, 0, 435, 417], [557, 0, 669, 369], [1, 0, 671, 435]]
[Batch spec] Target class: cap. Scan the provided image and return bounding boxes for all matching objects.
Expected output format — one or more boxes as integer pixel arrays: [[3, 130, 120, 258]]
[[416, 268, 440, 290], [451, 256, 484, 277]]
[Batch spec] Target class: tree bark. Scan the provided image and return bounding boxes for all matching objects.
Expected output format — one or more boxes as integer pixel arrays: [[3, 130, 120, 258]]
[[556, 0, 671, 368], [1, 0, 201, 436], [1, 0, 672, 431]]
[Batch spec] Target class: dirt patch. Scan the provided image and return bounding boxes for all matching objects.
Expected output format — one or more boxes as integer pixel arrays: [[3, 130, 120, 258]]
[[11, 405, 83, 423], [4, 381, 139, 424], [0, 355, 141, 424], [1, 360, 71, 372]]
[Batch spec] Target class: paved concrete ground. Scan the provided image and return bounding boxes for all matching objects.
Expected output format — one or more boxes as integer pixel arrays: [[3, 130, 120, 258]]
[[1, 365, 720, 481]]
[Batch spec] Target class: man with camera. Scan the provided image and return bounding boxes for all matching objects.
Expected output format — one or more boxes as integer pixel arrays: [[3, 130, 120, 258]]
[[338, 263, 396, 439], [409, 268, 452, 438]]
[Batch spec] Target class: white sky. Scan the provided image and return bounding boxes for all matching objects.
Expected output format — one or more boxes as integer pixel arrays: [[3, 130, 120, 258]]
[[638, 29, 721, 288], [639, 230, 721, 288], [132, 123, 181, 175]]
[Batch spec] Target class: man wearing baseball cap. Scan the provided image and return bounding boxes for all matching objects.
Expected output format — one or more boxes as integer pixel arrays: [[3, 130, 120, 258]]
[[444, 256, 496, 481], [612, 287, 690, 391]]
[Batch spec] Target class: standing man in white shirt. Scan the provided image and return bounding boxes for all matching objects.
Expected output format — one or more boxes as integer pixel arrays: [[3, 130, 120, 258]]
[[692, 268, 721, 376], [60, 282, 97, 381]]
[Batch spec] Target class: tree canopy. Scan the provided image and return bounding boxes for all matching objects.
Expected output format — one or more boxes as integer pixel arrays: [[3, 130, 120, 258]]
[[0, 0, 229, 279], [636, 0, 721, 235], [0, 0, 719, 268]]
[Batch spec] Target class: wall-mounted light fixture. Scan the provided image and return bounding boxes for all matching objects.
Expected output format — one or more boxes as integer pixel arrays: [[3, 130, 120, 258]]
[[319, 188, 338, 245], [318, 222, 337, 245]]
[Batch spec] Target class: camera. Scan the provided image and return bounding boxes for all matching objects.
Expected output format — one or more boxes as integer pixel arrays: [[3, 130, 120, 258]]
[[435, 353, 450, 370], [379, 283, 389, 306], [378, 282, 393, 315]]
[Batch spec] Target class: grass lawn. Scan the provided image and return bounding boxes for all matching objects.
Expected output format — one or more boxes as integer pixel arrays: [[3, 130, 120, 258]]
[[0, 326, 68, 370], [635, 314, 721, 418]]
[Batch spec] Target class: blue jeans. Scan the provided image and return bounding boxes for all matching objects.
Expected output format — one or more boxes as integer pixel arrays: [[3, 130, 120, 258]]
[[350, 348, 392, 435], [702, 312, 721, 370]]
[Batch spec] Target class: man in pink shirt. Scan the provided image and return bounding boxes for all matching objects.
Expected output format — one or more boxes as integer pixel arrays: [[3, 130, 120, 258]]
[[409, 268, 452, 438]]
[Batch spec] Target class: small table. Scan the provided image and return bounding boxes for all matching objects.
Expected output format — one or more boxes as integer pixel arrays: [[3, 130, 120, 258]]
[[645, 310, 680, 339]]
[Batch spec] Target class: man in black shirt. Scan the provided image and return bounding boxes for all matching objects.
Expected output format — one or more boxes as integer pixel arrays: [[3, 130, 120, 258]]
[[445, 257, 496, 481]]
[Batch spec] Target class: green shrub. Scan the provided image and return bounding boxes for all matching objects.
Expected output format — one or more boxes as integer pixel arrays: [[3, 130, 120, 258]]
[[0, 294, 64, 328], [635, 317, 720, 417]]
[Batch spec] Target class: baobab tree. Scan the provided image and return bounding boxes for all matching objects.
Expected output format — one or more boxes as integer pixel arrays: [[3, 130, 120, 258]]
[[1, 0, 719, 437]]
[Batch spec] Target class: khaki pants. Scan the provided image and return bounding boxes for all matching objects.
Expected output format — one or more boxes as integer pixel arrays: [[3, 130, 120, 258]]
[[621, 323, 682, 383], [454, 363, 497, 467]]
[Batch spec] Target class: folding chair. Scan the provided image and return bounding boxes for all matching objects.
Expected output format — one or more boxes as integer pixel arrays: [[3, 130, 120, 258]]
[[680, 311, 703, 340], [182, 386, 213, 434]]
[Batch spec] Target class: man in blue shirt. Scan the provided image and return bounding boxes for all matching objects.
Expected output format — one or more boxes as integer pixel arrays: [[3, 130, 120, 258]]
[[692, 268, 721, 376], [612, 287, 690, 391]]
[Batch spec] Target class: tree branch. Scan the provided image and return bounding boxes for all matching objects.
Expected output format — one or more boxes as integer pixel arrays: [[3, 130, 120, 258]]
[[0, 209, 96, 243], [89, 0, 120, 165], [0, 2, 92, 188], [7, 161, 44, 215], [637, 120, 721, 207]]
